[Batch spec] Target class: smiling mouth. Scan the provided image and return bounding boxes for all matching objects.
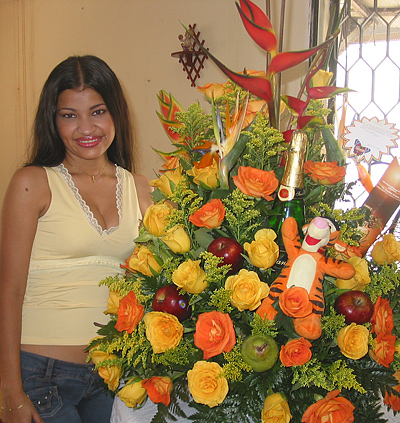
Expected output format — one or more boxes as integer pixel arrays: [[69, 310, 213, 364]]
[[305, 235, 321, 245], [76, 137, 102, 146], [76, 136, 101, 142]]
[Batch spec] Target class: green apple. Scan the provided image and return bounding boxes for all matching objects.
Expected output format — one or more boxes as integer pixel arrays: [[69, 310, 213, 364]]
[[241, 334, 279, 372]]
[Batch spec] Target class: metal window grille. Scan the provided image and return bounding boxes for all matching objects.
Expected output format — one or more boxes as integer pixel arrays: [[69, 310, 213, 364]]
[[334, 0, 400, 133], [313, 0, 400, 208]]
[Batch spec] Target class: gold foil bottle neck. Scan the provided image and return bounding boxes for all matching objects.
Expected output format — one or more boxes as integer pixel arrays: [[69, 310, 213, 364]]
[[281, 131, 307, 189]]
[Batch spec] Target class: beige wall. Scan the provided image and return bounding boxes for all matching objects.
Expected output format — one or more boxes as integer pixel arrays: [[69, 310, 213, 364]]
[[0, 0, 311, 206]]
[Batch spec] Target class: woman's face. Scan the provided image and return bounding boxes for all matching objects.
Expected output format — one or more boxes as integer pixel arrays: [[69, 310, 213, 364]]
[[56, 87, 115, 163]]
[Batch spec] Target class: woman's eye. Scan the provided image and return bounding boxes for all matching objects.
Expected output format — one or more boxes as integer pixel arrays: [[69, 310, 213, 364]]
[[93, 109, 106, 116], [62, 113, 76, 119]]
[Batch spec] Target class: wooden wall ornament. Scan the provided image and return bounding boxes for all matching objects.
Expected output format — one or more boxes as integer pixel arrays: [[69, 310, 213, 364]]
[[171, 24, 208, 87]]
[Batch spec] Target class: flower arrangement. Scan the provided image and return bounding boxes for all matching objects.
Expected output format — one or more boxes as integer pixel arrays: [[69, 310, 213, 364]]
[[87, 1, 400, 422]]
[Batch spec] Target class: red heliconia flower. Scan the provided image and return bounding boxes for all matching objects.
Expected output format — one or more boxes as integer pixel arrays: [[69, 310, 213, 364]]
[[307, 86, 352, 100], [236, 0, 277, 55], [156, 90, 185, 143]]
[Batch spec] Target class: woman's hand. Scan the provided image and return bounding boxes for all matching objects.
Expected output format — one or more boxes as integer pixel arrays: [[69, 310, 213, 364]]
[[1, 391, 43, 423]]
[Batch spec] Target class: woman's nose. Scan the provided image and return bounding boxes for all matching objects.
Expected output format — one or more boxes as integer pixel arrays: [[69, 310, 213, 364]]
[[78, 116, 95, 134]]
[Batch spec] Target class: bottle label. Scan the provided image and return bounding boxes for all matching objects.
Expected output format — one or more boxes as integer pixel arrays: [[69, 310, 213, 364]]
[[277, 186, 305, 202], [268, 247, 288, 283]]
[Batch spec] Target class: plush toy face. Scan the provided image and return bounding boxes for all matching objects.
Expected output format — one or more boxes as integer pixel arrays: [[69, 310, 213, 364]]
[[301, 217, 338, 253]]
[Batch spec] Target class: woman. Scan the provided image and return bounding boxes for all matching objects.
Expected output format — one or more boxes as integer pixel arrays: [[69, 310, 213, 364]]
[[0, 55, 152, 423]]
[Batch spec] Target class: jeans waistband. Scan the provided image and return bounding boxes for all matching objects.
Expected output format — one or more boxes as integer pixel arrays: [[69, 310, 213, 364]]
[[20, 350, 95, 376]]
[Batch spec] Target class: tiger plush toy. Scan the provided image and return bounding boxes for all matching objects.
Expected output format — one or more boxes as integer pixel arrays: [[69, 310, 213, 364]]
[[257, 216, 355, 340]]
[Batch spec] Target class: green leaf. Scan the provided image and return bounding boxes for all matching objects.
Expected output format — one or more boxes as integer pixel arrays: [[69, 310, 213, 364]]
[[320, 127, 345, 165], [193, 228, 215, 249]]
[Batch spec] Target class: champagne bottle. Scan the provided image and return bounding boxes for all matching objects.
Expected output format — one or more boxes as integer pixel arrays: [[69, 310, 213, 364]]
[[268, 130, 307, 279]]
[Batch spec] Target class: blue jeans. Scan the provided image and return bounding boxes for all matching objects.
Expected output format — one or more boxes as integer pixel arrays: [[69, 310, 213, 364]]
[[20, 350, 113, 423]]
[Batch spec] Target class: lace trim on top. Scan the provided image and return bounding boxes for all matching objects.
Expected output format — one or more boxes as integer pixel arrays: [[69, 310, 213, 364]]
[[56, 163, 122, 236]]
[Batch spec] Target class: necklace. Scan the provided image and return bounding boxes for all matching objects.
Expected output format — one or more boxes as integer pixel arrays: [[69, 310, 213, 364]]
[[67, 161, 109, 183]]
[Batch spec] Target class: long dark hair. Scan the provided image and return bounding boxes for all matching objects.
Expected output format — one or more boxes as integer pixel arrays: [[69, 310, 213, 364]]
[[27, 55, 135, 172]]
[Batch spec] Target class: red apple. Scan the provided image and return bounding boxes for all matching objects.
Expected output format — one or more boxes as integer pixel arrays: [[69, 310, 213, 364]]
[[334, 290, 374, 325], [152, 284, 192, 322], [207, 237, 244, 275]]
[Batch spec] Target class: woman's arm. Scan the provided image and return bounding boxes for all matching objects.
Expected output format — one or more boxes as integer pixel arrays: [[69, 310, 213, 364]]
[[0, 166, 50, 423], [133, 173, 153, 217]]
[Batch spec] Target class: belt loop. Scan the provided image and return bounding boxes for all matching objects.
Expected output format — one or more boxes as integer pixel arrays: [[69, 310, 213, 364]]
[[44, 357, 55, 380]]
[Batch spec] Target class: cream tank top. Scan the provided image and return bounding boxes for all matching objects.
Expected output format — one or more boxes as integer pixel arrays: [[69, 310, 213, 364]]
[[21, 164, 141, 345]]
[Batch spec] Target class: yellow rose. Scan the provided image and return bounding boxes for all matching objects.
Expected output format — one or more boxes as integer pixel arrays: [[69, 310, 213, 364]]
[[372, 233, 400, 265], [90, 351, 122, 391], [162, 224, 191, 254], [104, 291, 121, 315], [143, 202, 174, 237], [151, 167, 184, 197], [336, 256, 370, 290], [225, 269, 270, 311], [117, 378, 147, 408], [172, 259, 207, 294], [144, 311, 184, 353], [90, 349, 111, 365], [187, 361, 229, 408], [311, 69, 333, 87], [244, 229, 279, 269], [125, 245, 161, 276], [187, 157, 219, 189], [337, 323, 369, 360], [261, 392, 292, 423]]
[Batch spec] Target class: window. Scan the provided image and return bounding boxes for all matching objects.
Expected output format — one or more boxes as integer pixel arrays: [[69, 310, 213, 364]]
[[315, 0, 400, 207]]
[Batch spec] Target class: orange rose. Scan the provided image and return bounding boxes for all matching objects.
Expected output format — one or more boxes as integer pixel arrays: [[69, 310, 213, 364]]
[[115, 291, 145, 334], [189, 199, 225, 229], [142, 376, 173, 406], [304, 160, 346, 185], [302, 390, 355, 423], [279, 287, 313, 318], [197, 82, 233, 99], [194, 311, 236, 360], [232, 166, 279, 201], [279, 337, 312, 367], [370, 296, 394, 335], [370, 332, 396, 368], [122, 245, 162, 277], [384, 384, 400, 412], [160, 155, 180, 172], [244, 100, 268, 127], [384, 370, 400, 412]]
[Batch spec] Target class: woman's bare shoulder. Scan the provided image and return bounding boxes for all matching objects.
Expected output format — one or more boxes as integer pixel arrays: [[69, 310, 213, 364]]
[[5, 166, 51, 216]]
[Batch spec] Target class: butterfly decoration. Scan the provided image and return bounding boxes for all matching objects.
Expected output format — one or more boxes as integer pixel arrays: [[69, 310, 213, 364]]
[[353, 139, 371, 157], [342, 117, 399, 164]]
